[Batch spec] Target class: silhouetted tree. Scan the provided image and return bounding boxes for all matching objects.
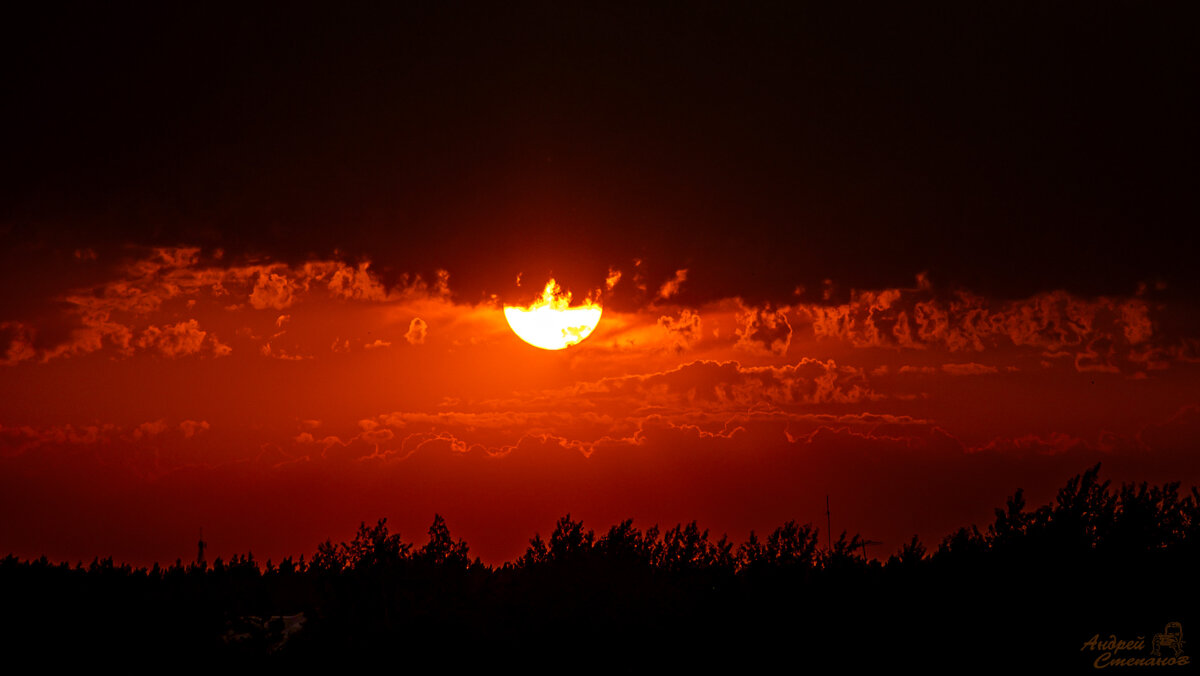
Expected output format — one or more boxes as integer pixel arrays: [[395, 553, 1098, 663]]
[[934, 525, 987, 561], [596, 519, 661, 566], [886, 534, 926, 569], [737, 530, 766, 570], [311, 539, 345, 573], [546, 514, 594, 563], [825, 530, 867, 573], [662, 521, 716, 572], [988, 488, 1035, 551], [417, 514, 471, 568], [345, 518, 411, 570], [1109, 480, 1186, 554], [769, 521, 822, 569], [1048, 463, 1115, 553], [517, 533, 549, 567], [3, 465, 1198, 667]]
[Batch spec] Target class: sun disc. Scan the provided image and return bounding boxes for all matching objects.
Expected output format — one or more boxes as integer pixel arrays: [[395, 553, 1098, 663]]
[[504, 279, 602, 350]]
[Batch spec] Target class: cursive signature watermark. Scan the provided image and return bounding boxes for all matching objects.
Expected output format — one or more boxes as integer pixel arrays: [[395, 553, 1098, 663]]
[[1081, 623, 1189, 669]]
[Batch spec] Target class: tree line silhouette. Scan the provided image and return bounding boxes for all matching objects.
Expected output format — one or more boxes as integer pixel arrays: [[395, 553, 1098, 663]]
[[3, 464, 1198, 669]]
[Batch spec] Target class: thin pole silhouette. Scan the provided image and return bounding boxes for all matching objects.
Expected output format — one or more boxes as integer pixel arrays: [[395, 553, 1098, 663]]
[[197, 528, 206, 567], [825, 495, 832, 550]]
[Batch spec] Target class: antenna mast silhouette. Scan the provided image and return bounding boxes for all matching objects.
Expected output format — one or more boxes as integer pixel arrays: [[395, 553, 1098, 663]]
[[825, 495, 832, 549], [197, 528, 207, 567]]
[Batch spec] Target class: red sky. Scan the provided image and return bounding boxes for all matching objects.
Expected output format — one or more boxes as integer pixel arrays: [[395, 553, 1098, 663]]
[[2, 4, 1197, 567], [2, 247, 1197, 566]]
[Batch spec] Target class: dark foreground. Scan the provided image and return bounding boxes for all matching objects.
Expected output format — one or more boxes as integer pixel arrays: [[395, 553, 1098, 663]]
[[3, 465, 1197, 671]]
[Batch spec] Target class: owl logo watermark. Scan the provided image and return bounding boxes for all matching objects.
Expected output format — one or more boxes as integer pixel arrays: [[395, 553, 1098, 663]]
[[1151, 622, 1185, 659]]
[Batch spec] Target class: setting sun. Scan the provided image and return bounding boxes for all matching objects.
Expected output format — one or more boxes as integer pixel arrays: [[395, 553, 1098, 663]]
[[503, 278, 602, 350]]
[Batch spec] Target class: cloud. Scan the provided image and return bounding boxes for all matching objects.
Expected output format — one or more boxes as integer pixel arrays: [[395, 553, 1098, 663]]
[[133, 419, 169, 439], [330, 357, 887, 460], [328, 262, 388, 301], [435, 270, 451, 297], [735, 303, 792, 356], [135, 320, 230, 358], [1119, 300, 1153, 344], [0, 321, 37, 365], [547, 357, 880, 416], [974, 432, 1090, 456], [605, 268, 622, 291], [249, 271, 296, 310], [260, 342, 308, 360], [941, 362, 999, 376], [657, 309, 702, 352], [791, 277, 1179, 373], [365, 339, 392, 350], [0, 248, 475, 366], [0, 418, 211, 467], [1073, 337, 1120, 373], [405, 317, 428, 345], [0, 423, 116, 458], [179, 420, 211, 438], [658, 269, 688, 299], [1, 304, 136, 365], [11, 247, 1189, 379]]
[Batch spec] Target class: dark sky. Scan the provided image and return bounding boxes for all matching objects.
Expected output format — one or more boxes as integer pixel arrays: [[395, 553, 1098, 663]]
[[4, 1, 1197, 309]]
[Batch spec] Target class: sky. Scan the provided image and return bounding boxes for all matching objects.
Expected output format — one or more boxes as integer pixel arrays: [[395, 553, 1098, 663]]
[[2, 2, 1198, 566]]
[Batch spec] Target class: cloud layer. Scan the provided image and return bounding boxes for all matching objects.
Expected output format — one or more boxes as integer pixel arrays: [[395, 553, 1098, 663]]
[[0, 249, 1196, 568]]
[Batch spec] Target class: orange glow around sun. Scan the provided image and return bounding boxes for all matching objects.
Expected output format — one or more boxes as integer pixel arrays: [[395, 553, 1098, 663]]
[[503, 278, 602, 350]]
